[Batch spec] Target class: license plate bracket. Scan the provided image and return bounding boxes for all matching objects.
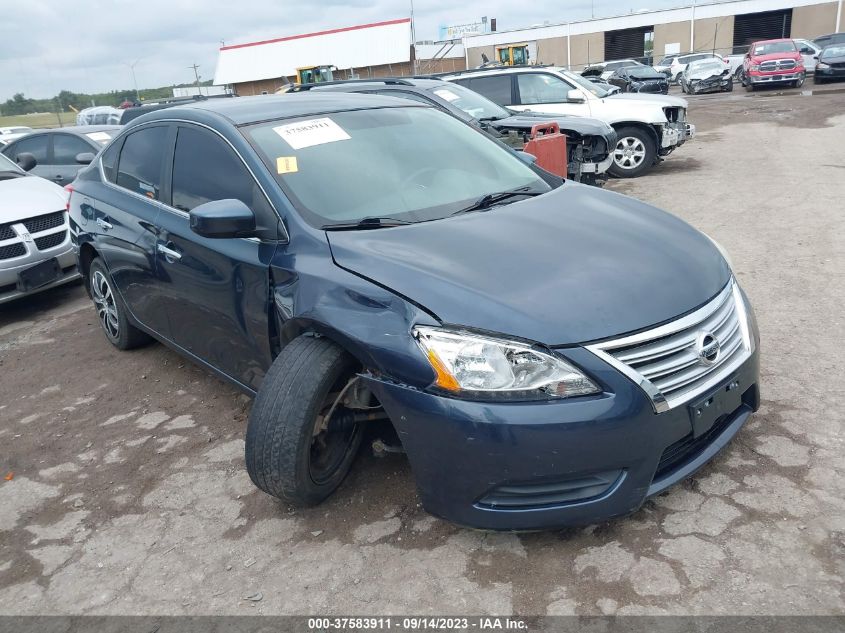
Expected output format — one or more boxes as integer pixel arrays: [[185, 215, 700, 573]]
[[17, 258, 61, 292], [689, 376, 743, 438]]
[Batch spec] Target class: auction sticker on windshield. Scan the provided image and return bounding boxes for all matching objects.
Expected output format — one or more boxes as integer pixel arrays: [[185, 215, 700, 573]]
[[273, 118, 351, 150]]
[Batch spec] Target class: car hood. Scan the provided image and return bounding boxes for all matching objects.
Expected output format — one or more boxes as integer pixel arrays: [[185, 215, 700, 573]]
[[326, 183, 730, 345], [606, 93, 688, 108], [495, 112, 614, 139], [0, 175, 67, 223], [688, 67, 731, 80], [750, 52, 801, 63]]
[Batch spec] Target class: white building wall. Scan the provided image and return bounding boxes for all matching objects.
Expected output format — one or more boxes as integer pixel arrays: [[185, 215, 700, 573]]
[[214, 19, 412, 85]]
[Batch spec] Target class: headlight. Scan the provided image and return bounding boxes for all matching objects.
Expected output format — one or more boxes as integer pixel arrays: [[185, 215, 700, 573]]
[[817, 62, 830, 70], [704, 233, 735, 271], [413, 326, 600, 400]]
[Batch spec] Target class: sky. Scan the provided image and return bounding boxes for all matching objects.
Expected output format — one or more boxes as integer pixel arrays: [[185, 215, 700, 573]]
[[0, 0, 687, 101]]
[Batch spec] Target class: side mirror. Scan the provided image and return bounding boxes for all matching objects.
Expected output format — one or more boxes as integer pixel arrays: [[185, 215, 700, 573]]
[[517, 151, 537, 165], [75, 152, 95, 165], [566, 89, 586, 104], [189, 199, 256, 239], [16, 152, 37, 172], [813, 55, 820, 60]]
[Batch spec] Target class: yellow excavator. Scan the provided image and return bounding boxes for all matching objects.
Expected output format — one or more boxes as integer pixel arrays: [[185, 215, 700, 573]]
[[276, 65, 337, 93]]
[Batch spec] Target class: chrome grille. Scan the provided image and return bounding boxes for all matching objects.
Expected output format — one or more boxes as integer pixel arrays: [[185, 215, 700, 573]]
[[760, 59, 797, 71], [587, 281, 753, 413]]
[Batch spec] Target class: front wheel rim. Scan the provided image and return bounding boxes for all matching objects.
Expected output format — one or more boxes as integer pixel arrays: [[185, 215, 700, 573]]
[[91, 270, 119, 339], [613, 137, 647, 170]]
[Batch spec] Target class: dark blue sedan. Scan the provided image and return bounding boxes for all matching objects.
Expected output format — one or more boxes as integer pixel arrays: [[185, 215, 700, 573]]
[[69, 94, 760, 530]]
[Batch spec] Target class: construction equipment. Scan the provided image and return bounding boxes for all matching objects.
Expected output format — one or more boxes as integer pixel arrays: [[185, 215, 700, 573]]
[[296, 65, 337, 85], [495, 44, 530, 65]]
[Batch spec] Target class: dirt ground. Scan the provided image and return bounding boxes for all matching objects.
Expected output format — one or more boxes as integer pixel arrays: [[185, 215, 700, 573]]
[[0, 90, 843, 616]]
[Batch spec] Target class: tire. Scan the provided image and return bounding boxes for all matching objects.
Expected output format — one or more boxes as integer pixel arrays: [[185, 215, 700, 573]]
[[246, 335, 364, 506], [609, 126, 656, 179], [815, 76, 826, 85], [794, 75, 805, 88], [725, 79, 734, 92], [733, 66, 744, 81], [88, 258, 151, 350]]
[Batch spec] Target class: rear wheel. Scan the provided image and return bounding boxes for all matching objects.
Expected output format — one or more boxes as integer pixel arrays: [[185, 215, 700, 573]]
[[245, 335, 365, 506], [88, 258, 151, 350], [609, 127, 656, 179]]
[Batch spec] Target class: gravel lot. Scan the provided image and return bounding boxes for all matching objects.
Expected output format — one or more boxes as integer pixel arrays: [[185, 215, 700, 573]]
[[0, 90, 843, 616]]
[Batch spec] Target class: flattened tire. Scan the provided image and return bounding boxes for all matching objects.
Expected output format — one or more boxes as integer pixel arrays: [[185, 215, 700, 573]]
[[246, 335, 364, 506], [609, 126, 656, 179], [88, 257, 151, 350]]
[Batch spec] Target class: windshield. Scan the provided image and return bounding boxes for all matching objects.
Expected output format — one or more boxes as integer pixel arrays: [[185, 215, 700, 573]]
[[560, 70, 609, 97], [753, 41, 797, 55], [656, 57, 672, 66], [425, 83, 510, 121], [628, 67, 664, 79], [822, 45, 845, 57], [245, 107, 549, 228], [0, 153, 23, 173]]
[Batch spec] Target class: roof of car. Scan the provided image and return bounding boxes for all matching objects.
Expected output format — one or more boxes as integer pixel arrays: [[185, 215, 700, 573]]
[[751, 38, 793, 44], [298, 78, 450, 92], [143, 93, 425, 126], [24, 125, 121, 136]]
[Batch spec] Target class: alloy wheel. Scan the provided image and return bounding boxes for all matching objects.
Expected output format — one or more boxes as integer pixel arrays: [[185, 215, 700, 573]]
[[91, 270, 119, 339], [613, 137, 647, 170]]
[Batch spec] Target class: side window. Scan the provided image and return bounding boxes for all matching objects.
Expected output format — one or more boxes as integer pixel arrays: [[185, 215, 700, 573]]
[[171, 126, 267, 216], [53, 135, 93, 164], [517, 73, 571, 105], [6, 135, 49, 164], [100, 139, 123, 183], [463, 75, 512, 105], [116, 126, 168, 200]]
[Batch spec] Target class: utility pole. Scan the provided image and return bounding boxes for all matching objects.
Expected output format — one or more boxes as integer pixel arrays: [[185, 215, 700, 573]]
[[409, 0, 417, 75], [690, 0, 697, 52], [189, 63, 201, 88]]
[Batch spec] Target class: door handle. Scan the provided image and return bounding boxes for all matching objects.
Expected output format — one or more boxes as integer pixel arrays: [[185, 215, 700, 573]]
[[96, 217, 113, 230], [55, 175, 64, 181], [157, 243, 182, 262]]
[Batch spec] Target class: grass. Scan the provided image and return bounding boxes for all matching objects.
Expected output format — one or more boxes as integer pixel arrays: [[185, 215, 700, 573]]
[[0, 111, 77, 129]]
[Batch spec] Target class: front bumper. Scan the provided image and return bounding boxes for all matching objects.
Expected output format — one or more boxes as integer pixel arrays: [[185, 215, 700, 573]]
[[365, 346, 760, 530], [581, 152, 614, 175], [815, 67, 845, 79], [689, 79, 732, 93], [748, 71, 804, 84], [661, 123, 695, 150], [0, 242, 79, 305]]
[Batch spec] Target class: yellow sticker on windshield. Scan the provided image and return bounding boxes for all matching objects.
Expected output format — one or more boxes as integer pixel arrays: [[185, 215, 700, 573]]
[[276, 156, 299, 174]]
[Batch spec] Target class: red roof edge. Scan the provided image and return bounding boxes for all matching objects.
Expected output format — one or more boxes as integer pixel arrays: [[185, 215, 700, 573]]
[[220, 17, 411, 51]]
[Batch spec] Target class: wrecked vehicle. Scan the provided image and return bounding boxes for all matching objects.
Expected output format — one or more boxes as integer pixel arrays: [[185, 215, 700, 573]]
[[70, 94, 760, 530], [681, 58, 734, 94], [291, 77, 617, 185]]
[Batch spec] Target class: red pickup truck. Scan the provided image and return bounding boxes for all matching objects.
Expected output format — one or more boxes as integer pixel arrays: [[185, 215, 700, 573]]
[[741, 38, 806, 90]]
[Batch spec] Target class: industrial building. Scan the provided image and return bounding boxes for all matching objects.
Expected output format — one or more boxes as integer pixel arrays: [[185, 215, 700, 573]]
[[213, 18, 466, 96], [462, 0, 843, 69]]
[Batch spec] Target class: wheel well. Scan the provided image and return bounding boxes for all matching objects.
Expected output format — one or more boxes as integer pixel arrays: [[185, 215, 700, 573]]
[[78, 243, 99, 288], [611, 122, 660, 148]]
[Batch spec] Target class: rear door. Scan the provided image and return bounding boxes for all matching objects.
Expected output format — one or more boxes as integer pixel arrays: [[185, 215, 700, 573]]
[[454, 74, 516, 107], [154, 123, 278, 390], [93, 123, 172, 336], [50, 133, 94, 185]]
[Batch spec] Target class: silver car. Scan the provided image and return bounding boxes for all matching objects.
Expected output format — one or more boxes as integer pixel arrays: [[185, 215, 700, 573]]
[[0, 153, 79, 304]]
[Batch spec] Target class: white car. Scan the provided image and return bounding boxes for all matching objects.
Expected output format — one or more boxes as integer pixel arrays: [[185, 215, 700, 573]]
[[444, 66, 695, 178], [0, 153, 79, 304], [793, 38, 822, 73], [0, 126, 33, 145], [655, 52, 725, 83]]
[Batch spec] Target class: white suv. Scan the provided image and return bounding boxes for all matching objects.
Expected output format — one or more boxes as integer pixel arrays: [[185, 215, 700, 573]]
[[443, 66, 695, 178]]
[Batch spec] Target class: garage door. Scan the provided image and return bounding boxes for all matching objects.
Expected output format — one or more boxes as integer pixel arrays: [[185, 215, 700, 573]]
[[733, 9, 792, 52], [605, 26, 654, 62]]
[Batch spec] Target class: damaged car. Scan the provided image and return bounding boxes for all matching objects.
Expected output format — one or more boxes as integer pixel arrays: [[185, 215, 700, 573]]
[[290, 77, 617, 185], [70, 94, 760, 531], [681, 58, 734, 94]]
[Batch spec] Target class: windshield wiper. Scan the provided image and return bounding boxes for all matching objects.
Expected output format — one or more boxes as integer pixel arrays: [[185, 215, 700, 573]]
[[322, 216, 413, 231], [452, 187, 545, 216]]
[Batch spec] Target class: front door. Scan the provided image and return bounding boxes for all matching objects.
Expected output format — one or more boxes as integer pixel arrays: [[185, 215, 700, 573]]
[[154, 124, 279, 391], [50, 133, 94, 185], [512, 72, 591, 117]]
